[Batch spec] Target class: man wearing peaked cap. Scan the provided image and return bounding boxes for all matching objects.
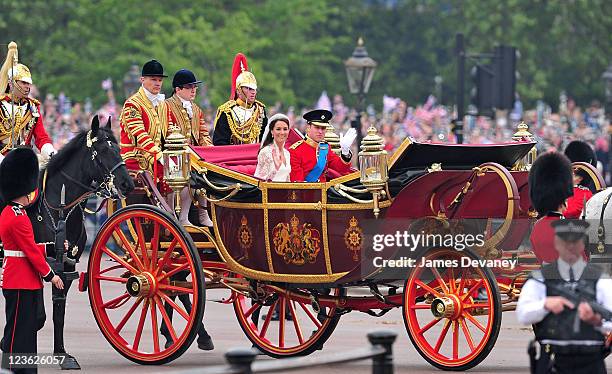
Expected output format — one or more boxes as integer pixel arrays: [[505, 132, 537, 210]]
[[212, 53, 267, 145], [564, 140, 596, 218], [289, 109, 356, 182], [517, 218, 612, 374], [119, 59, 174, 180], [0, 148, 64, 373]]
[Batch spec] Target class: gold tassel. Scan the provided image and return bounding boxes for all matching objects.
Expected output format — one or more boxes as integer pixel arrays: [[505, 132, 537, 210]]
[[0, 41, 19, 94]]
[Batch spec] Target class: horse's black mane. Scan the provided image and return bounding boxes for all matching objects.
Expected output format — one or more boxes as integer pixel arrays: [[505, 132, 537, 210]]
[[45, 126, 116, 175]]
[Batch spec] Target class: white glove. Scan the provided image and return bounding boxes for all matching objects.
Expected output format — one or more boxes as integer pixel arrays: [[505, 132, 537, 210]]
[[41, 143, 57, 161], [339, 128, 357, 156]]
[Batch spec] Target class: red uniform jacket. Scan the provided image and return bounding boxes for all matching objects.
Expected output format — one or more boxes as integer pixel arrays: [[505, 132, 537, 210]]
[[289, 138, 352, 182], [564, 185, 593, 219], [119, 87, 172, 173], [0, 204, 53, 289], [529, 212, 588, 263], [0, 95, 52, 155]]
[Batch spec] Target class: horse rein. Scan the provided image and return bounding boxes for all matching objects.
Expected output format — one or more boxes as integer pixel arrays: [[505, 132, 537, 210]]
[[42, 130, 125, 212]]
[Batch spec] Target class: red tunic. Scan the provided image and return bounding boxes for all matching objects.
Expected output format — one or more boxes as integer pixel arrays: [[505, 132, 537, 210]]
[[289, 138, 352, 182], [119, 87, 172, 174], [0, 95, 52, 155], [564, 185, 593, 219], [0, 204, 53, 290], [529, 212, 588, 263]]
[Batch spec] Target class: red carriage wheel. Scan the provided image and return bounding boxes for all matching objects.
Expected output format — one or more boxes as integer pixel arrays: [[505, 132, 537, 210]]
[[403, 248, 501, 371], [88, 204, 205, 365], [233, 285, 344, 357]]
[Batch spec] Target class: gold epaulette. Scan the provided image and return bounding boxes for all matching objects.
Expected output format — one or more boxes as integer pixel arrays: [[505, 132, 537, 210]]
[[289, 140, 304, 150], [255, 100, 266, 108], [28, 97, 41, 106], [217, 100, 237, 114], [0, 94, 8, 101]]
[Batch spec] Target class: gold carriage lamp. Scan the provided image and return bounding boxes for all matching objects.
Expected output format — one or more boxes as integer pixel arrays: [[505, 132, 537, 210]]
[[325, 123, 341, 155], [359, 125, 388, 217], [163, 126, 191, 216], [511, 122, 537, 171]]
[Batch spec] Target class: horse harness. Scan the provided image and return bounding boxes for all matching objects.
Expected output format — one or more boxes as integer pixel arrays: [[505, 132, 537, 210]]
[[594, 189, 612, 254], [38, 130, 125, 243]]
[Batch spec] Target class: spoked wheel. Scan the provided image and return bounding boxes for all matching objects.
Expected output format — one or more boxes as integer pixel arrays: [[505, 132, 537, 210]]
[[88, 204, 205, 365], [233, 285, 344, 357], [403, 248, 501, 371]]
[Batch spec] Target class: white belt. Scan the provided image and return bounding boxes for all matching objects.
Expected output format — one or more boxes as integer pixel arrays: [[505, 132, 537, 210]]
[[3, 250, 26, 258]]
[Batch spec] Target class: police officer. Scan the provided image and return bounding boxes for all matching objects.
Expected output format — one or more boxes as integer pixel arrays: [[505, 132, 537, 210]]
[[517, 219, 612, 374], [0, 148, 64, 374]]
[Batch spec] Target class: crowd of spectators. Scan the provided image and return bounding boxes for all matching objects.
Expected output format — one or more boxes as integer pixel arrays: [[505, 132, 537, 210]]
[[33, 84, 611, 183]]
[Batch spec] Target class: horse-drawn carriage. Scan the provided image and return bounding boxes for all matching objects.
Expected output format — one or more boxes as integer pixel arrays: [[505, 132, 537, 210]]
[[17, 119, 608, 371]]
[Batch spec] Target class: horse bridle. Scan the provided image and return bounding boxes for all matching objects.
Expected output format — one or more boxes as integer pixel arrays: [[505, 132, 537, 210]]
[[44, 130, 125, 212]]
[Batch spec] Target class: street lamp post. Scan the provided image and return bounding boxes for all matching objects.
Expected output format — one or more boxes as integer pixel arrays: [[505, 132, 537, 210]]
[[345, 37, 377, 147], [123, 64, 141, 100], [602, 63, 612, 183]]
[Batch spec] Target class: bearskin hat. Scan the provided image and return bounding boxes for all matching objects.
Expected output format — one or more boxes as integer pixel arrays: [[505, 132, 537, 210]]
[[564, 140, 596, 166], [0, 147, 39, 202], [529, 151, 573, 216]]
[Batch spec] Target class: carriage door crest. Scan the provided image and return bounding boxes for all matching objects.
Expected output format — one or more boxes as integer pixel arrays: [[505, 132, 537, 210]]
[[344, 216, 363, 261], [272, 214, 321, 265]]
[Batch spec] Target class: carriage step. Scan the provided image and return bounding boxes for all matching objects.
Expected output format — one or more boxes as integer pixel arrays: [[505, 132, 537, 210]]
[[184, 225, 213, 235]]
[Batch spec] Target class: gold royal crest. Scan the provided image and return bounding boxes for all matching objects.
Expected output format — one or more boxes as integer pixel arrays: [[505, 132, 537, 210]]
[[238, 215, 253, 254], [272, 214, 321, 265], [344, 216, 363, 261]]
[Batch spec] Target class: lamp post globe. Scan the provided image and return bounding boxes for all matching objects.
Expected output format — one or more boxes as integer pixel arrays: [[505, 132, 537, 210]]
[[123, 63, 141, 100], [345, 37, 377, 147]]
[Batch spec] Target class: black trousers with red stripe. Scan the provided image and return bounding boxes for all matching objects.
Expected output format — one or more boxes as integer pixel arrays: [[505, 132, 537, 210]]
[[1, 288, 45, 374]]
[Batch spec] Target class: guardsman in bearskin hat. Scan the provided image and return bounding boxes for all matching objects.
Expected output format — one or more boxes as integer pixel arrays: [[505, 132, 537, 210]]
[[212, 53, 268, 145], [0, 148, 63, 374], [119, 59, 174, 179], [517, 219, 612, 374], [0, 42, 56, 164], [528, 151, 575, 263], [564, 140, 596, 218], [289, 109, 356, 182], [165, 69, 213, 226]]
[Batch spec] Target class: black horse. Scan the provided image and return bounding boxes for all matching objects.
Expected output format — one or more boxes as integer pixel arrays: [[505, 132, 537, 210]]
[[27, 115, 134, 369]]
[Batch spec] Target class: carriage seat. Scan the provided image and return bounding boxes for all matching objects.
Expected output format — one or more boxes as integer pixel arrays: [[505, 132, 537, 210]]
[[191, 144, 260, 176]]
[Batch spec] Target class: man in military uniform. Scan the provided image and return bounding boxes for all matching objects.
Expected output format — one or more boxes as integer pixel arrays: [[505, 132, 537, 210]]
[[119, 60, 173, 179], [564, 140, 595, 218], [528, 152, 576, 263], [289, 109, 356, 182], [517, 219, 612, 374], [0, 42, 56, 163], [166, 68, 213, 226], [0, 148, 64, 374], [212, 53, 267, 145]]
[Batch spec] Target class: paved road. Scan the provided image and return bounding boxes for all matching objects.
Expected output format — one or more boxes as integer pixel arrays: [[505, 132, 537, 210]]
[[1, 269, 610, 374]]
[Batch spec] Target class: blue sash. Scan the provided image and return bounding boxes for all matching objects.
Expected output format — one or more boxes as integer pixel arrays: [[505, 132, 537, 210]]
[[305, 143, 328, 182]]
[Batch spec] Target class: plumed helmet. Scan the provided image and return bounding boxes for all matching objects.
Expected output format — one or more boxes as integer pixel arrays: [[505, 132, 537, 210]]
[[0, 42, 33, 94], [0, 147, 39, 202], [564, 140, 596, 166], [230, 53, 257, 99], [529, 151, 574, 216]]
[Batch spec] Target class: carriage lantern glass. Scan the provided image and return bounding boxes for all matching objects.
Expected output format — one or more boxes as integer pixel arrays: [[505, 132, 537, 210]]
[[359, 125, 388, 187], [162, 127, 190, 187]]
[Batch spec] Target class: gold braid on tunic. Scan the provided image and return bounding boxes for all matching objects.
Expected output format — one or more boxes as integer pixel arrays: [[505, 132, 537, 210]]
[[215, 99, 264, 144]]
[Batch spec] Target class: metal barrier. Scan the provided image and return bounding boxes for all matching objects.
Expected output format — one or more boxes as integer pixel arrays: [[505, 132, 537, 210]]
[[185, 330, 397, 374]]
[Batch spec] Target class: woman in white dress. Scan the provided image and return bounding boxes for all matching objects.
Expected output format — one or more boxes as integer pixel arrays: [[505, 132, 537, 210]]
[[254, 113, 291, 181]]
